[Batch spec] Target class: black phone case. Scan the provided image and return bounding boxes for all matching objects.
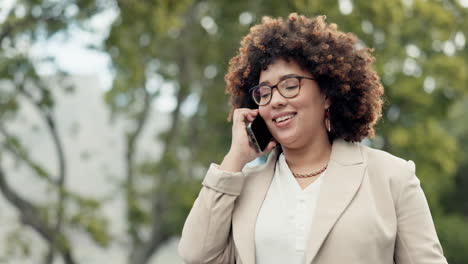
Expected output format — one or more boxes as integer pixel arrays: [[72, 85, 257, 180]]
[[246, 115, 273, 152]]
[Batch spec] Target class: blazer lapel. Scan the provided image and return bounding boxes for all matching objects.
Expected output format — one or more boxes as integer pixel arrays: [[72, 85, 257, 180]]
[[232, 147, 280, 264], [305, 139, 366, 263]]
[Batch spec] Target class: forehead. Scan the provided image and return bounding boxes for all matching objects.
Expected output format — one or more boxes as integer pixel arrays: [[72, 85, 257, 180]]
[[259, 59, 310, 84]]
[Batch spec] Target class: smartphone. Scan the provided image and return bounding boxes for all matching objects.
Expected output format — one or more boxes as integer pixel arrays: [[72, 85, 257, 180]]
[[246, 114, 273, 153]]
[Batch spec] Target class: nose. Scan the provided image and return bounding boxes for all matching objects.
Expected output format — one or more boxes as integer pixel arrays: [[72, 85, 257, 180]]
[[269, 88, 287, 108]]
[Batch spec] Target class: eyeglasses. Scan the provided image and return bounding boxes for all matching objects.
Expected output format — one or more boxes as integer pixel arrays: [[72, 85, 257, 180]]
[[248, 74, 314, 106]]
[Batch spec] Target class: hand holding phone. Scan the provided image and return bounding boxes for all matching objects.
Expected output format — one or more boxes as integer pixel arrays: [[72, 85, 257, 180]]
[[220, 109, 277, 172], [246, 114, 274, 153]]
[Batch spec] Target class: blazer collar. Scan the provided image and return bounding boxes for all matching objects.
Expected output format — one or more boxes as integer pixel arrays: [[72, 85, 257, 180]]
[[232, 139, 365, 264], [305, 139, 365, 263], [329, 138, 364, 166]]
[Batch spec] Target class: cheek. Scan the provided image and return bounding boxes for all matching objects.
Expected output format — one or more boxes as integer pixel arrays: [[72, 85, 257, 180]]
[[296, 102, 324, 124], [259, 107, 270, 120]]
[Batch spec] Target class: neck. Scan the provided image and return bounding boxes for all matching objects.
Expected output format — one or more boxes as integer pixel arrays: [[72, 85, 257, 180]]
[[282, 135, 332, 173]]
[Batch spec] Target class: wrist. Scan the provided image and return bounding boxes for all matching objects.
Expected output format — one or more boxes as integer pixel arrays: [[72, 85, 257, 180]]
[[219, 151, 246, 172]]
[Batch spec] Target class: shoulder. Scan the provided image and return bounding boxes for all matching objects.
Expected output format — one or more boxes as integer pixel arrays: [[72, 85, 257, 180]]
[[358, 143, 416, 200], [360, 144, 413, 170], [331, 138, 414, 175], [359, 144, 415, 175]]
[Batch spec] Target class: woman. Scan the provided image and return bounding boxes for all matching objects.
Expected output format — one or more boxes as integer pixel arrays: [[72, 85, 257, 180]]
[[178, 13, 447, 264]]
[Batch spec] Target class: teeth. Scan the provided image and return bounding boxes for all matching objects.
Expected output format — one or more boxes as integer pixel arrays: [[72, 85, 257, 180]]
[[275, 114, 295, 122]]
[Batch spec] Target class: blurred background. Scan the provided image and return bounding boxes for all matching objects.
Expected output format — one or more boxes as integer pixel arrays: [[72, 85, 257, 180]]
[[0, 0, 467, 263]]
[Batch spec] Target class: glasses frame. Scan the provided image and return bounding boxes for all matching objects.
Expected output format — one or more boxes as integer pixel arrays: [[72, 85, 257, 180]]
[[248, 74, 315, 106]]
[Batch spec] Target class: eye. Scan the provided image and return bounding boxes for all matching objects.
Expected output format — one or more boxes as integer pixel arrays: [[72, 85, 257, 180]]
[[280, 78, 300, 90], [257, 86, 271, 98], [285, 85, 299, 90]]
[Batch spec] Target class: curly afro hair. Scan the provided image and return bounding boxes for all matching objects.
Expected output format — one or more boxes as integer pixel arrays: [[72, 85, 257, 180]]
[[224, 13, 384, 142]]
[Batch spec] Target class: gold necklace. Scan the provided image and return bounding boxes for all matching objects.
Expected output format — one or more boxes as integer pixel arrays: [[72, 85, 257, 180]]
[[292, 164, 328, 178]]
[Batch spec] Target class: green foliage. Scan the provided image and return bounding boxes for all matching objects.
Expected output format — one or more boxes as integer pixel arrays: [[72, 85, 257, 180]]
[[0, 90, 19, 120], [3, 228, 31, 259], [127, 197, 151, 226], [157, 176, 202, 237], [3, 133, 56, 184], [437, 214, 468, 263], [68, 196, 111, 247]]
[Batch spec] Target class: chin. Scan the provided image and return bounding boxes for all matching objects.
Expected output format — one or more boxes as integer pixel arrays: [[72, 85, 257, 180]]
[[274, 135, 297, 148]]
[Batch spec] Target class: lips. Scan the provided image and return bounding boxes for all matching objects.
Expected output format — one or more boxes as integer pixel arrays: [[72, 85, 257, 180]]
[[273, 112, 297, 123]]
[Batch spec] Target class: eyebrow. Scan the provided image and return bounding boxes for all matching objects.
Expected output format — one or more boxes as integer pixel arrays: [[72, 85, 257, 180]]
[[258, 74, 299, 86]]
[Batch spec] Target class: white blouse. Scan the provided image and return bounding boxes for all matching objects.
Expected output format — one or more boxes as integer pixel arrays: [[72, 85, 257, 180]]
[[255, 153, 325, 264]]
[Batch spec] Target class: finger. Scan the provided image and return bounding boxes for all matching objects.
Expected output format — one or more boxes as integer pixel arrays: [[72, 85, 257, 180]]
[[233, 109, 249, 123], [246, 114, 256, 122], [234, 108, 258, 123], [241, 111, 255, 124], [246, 109, 259, 121], [238, 108, 258, 115]]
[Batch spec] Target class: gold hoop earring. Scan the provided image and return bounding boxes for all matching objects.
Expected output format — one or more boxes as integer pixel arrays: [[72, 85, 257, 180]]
[[325, 108, 331, 133]]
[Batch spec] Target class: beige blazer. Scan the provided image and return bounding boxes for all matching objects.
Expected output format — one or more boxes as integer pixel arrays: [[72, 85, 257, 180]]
[[178, 139, 447, 264]]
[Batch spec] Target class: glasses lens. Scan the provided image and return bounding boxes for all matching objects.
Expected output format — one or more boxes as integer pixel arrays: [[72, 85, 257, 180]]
[[252, 86, 271, 105], [278, 78, 300, 98]]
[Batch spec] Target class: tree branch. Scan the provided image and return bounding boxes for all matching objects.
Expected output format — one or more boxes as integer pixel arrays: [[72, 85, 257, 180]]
[[126, 87, 153, 247], [0, 125, 55, 185], [0, 165, 53, 242], [0, 164, 76, 264], [17, 83, 69, 264]]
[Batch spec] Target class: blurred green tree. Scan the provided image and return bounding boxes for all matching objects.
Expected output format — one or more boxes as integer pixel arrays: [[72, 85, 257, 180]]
[[0, 0, 112, 263]]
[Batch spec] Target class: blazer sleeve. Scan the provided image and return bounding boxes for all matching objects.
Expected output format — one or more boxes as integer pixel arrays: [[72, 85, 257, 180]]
[[394, 160, 448, 264], [178, 163, 245, 264]]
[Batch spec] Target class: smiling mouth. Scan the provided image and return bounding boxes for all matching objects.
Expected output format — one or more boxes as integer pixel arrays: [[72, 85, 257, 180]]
[[273, 113, 297, 123]]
